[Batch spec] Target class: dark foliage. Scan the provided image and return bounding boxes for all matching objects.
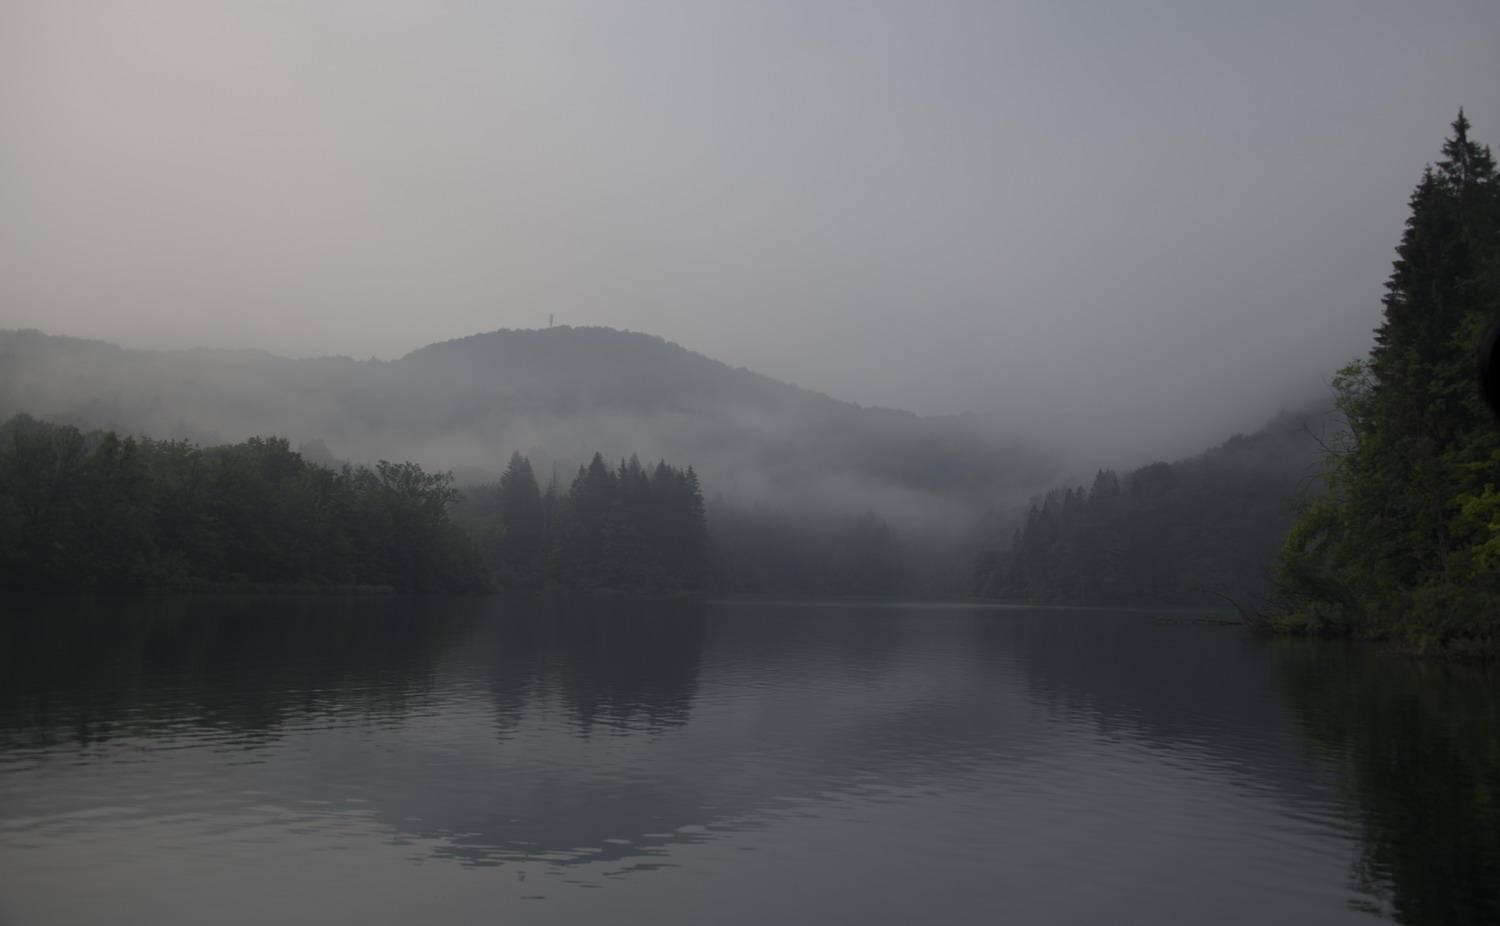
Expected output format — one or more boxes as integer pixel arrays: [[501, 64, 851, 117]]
[[453, 452, 708, 593], [0, 415, 485, 593], [1273, 113, 1500, 655], [974, 410, 1323, 607]]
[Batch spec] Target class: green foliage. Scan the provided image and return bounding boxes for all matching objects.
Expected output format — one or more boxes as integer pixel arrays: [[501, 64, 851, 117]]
[[1454, 461, 1500, 576], [975, 410, 1322, 606], [1274, 113, 1500, 654], [0, 416, 486, 593]]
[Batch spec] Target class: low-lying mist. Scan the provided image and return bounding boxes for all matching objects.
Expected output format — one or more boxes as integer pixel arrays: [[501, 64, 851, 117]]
[[0, 327, 1052, 521], [1, 325, 1330, 599]]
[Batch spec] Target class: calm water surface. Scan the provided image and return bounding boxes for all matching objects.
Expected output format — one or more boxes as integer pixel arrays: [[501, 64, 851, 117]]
[[1, 596, 1496, 925]]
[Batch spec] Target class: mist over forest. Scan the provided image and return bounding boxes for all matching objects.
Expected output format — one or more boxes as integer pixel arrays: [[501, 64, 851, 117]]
[[0, 325, 1060, 516], [0, 323, 1325, 600], [0, 2, 1486, 607], [0, 325, 1325, 497], [4, 5, 1500, 924]]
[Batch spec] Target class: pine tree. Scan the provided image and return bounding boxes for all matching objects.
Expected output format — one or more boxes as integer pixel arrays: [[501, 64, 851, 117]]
[[1275, 113, 1500, 652], [497, 452, 545, 582]]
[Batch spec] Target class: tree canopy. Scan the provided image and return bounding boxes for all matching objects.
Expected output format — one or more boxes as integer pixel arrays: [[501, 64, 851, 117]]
[[452, 452, 708, 594], [0, 415, 484, 593], [1274, 113, 1500, 655], [0, 417, 714, 597], [974, 410, 1321, 607]]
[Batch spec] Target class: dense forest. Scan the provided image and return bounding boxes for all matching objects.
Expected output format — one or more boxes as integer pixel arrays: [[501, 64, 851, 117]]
[[0, 415, 708, 595], [0, 398, 1329, 604], [973, 409, 1322, 607], [0, 414, 485, 593], [453, 452, 708, 594], [0, 325, 1060, 600], [1273, 114, 1500, 655]]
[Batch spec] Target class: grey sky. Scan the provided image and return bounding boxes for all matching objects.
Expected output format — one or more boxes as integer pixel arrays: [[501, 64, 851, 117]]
[[2, 0, 1497, 462]]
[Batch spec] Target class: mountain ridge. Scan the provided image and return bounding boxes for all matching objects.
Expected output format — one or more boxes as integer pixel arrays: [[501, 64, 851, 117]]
[[0, 325, 1058, 519]]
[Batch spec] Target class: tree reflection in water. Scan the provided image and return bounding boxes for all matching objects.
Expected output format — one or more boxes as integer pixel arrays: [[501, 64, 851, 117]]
[[1272, 641, 1500, 925]]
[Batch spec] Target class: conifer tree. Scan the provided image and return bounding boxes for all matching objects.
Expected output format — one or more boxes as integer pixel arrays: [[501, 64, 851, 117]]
[[497, 452, 545, 581], [1276, 113, 1500, 651]]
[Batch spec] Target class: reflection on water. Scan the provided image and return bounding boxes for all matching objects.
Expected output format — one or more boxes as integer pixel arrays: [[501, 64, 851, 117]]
[[0, 596, 1495, 924], [1271, 640, 1500, 924]]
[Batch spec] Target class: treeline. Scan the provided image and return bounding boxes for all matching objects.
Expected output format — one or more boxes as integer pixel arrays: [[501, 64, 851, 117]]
[[452, 452, 707, 593], [1274, 114, 1500, 655], [0, 416, 712, 596], [0, 414, 484, 593], [974, 411, 1321, 607]]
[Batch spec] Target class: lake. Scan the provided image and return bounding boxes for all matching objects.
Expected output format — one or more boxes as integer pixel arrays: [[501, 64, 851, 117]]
[[1, 596, 1496, 925]]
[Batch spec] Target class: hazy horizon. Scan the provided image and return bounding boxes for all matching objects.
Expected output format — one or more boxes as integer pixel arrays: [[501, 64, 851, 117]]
[[0, 321, 1327, 474], [4, 1, 1496, 462]]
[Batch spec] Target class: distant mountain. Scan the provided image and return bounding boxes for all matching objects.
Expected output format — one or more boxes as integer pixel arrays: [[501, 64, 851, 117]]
[[0, 326, 1059, 519]]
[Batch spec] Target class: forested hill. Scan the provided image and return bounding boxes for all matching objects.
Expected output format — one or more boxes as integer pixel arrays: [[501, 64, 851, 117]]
[[0, 326, 1056, 513], [974, 408, 1326, 608], [399, 326, 809, 411]]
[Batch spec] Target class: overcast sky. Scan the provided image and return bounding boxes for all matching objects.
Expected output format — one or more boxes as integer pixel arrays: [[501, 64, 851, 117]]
[[2, 0, 1497, 460]]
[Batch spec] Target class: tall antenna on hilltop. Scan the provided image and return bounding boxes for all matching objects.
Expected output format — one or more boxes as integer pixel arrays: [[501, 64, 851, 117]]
[[548, 313, 554, 328]]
